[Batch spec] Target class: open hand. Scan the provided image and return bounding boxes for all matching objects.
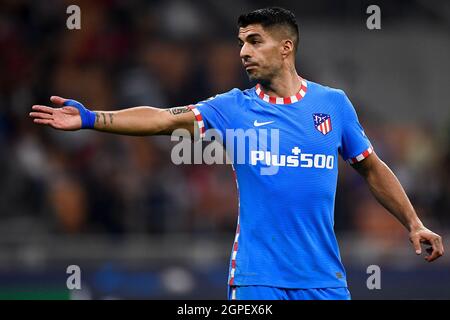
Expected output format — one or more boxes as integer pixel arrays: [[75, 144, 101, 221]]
[[30, 96, 82, 130]]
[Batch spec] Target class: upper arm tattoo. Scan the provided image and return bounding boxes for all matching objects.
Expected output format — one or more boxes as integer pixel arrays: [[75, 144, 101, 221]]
[[166, 106, 192, 116]]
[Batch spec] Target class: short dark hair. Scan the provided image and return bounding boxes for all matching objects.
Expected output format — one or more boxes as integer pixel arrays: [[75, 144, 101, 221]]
[[238, 7, 299, 51]]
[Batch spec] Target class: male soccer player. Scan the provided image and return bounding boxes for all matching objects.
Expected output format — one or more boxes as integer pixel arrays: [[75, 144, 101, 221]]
[[30, 7, 444, 300]]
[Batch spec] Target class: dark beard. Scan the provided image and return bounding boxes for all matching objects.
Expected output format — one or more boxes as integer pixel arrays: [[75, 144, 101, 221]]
[[247, 71, 269, 85], [246, 65, 278, 86], [248, 73, 273, 88]]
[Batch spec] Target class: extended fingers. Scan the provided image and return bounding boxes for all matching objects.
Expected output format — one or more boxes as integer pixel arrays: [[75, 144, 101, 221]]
[[33, 118, 54, 125], [32, 105, 54, 114], [29, 112, 53, 120]]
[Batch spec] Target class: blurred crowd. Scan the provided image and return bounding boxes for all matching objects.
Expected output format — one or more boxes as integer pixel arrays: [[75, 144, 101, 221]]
[[0, 0, 449, 251]]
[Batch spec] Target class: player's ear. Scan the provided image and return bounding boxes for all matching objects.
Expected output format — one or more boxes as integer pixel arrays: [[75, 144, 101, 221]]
[[280, 39, 294, 58]]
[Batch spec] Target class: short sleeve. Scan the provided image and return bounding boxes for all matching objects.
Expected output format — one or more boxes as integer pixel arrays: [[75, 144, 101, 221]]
[[338, 91, 374, 164], [189, 88, 240, 140]]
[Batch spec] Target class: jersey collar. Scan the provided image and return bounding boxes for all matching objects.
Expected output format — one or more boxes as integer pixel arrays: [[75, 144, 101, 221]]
[[255, 77, 308, 105]]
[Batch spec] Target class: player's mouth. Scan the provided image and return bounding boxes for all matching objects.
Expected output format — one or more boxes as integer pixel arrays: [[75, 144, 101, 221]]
[[244, 62, 258, 70]]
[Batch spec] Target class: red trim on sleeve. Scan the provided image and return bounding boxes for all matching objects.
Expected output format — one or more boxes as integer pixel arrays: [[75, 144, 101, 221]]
[[348, 146, 374, 164], [188, 105, 205, 138]]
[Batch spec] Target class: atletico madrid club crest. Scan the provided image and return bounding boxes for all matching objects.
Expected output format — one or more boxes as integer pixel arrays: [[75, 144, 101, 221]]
[[313, 113, 332, 135]]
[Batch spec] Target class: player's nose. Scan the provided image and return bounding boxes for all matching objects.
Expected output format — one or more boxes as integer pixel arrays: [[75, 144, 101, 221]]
[[240, 43, 252, 60]]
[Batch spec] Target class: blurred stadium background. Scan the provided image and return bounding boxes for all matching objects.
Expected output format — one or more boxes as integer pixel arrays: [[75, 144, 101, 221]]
[[0, 0, 449, 299]]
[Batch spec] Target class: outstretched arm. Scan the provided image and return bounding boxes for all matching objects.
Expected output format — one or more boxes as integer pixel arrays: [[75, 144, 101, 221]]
[[351, 152, 444, 262], [30, 96, 197, 136]]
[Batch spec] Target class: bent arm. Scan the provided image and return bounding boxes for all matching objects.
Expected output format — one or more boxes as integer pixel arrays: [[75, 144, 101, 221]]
[[351, 152, 422, 231], [352, 152, 444, 261]]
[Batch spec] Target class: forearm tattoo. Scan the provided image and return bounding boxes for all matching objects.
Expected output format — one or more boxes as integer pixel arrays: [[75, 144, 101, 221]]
[[166, 106, 191, 116], [95, 112, 114, 127]]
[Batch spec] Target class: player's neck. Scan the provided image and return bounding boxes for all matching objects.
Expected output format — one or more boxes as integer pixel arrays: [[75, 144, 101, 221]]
[[259, 68, 301, 98]]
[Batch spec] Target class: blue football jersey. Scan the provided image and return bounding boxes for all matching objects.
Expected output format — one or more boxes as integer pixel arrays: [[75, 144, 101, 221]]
[[190, 78, 373, 289]]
